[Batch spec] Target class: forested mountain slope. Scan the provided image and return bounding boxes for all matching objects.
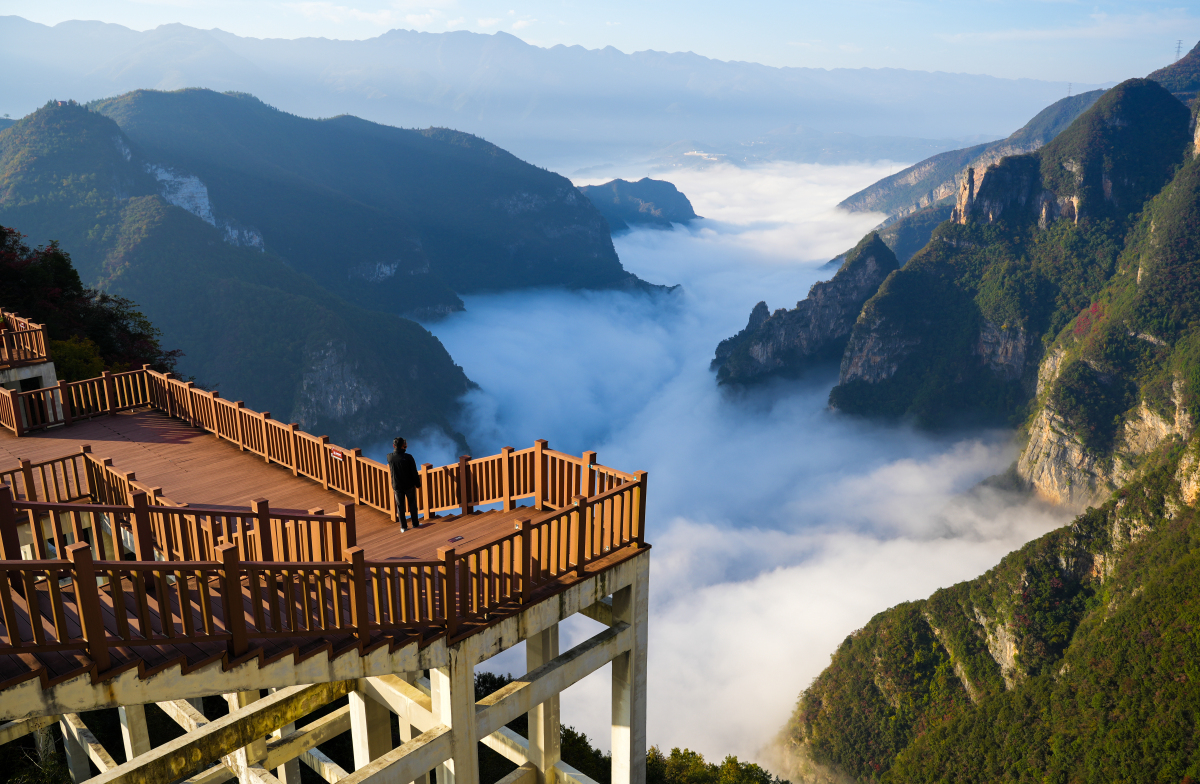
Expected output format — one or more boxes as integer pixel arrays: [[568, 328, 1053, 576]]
[[787, 437, 1200, 782], [85, 88, 661, 319], [0, 101, 472, 446]]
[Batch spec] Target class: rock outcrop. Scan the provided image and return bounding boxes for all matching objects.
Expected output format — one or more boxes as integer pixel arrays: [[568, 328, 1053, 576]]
[[578, 177, 699, 231], [712, 233, 898, 384]]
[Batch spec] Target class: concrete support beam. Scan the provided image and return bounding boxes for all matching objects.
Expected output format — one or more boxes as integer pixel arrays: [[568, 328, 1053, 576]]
[[431, 654, 479, 784], [267, 688, 301, 784], [350, 690, 393, 770], [527, 624, 561, 784], [611, 556, 649, 784], [119, 705, 151, 762], [300, 747, 350, 783], [61, 714, 92, 782], [578, 597, 613, 627], [480, 726, 531, 766], [556, 762, 601, 784], [247, 765, 283, 784], [337, 725, 450, 784], [63, 712, 120, 779], [225, 691, 269, 784], [89, 680, 354, 784], [263, 705, 351, 771], [495, 763, 537, 784]]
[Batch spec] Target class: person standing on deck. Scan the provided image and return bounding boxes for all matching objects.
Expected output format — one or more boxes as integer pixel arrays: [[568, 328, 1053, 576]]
[[388, 437, 421, 531]]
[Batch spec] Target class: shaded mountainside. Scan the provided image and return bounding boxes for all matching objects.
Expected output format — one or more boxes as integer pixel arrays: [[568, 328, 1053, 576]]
[[829, 79, 1192, 432], [712, 233, 898, 384], [839, 90, 1104, 221], [0, 100, 472, 446], [578, 178, 699, 232], [86, 88, 664, 319], [786, 438, 1200, 782]]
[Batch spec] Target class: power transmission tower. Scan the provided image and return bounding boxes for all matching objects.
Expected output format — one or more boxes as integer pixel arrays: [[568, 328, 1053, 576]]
[[1067, 83, 1072, 97], [1178, 40, 1184, 62]]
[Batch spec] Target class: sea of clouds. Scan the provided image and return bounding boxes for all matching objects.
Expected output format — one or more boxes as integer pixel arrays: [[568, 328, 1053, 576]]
[[400, 161, 1072, 772]]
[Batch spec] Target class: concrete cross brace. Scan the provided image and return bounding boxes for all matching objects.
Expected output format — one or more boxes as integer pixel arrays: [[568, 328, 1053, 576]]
[[62, 712, 120, 774], [88, 681, 355, 784], [338, 725, 451, 784], [495, 763, 537, 784], [300, 746, 351, 783], [0, 713, 58, 744]]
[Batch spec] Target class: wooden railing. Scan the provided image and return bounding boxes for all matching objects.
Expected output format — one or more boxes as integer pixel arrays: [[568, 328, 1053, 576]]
[[0, 309, 49, 370], [0, 367, 641, 523]]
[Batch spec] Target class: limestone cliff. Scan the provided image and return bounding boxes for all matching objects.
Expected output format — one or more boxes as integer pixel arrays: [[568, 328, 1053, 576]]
[[712, 233, 898, 384]]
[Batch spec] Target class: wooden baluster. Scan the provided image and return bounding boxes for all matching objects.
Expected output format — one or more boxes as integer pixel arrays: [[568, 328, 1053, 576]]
[[339, 503, 357, 549], [345, 546, 367, 644], [458, 455, 473, 516], [67, 542, 110, 672], [218, 543, 248, 658], [438, 546, 457, 638], [501, 446, 514, 511], [533, 439, 547, 510]]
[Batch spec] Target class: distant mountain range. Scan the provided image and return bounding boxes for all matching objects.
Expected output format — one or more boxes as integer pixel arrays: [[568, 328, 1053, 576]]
[[0, 16, 1108, 169], [0, 90, 665, 446]]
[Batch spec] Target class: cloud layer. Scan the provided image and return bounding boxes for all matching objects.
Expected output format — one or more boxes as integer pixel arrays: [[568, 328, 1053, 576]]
[[413, 162, 1072, 769]]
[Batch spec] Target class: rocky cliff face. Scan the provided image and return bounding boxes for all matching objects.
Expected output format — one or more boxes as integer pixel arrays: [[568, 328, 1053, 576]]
[[712, 233, 899, 384]]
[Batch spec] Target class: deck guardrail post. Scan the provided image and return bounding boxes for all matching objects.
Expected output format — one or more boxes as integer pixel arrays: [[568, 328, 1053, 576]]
[[67, 542, 110, 672], [319, 436, 331, 490], [0, 485, 21, 561], [438, 546, 457, 638], [288, 424, 300, 476], [634, 472, 648, 546], [458, 455, 473, 515], [583, 451, 597, 497], [349, 448, 363, 504], [419, 463, 432, 522], [259, 412, 271, 462], [234, 402, 246, 451], [218, 543, 248, 658], [501, 446, 514, 511], [346, 546, 368, 643], [339, 502, 357, 549], [102, 371, 116, 416], [251, 499, 272, 561], [130, 491, 155, 563], [533, 439, 548, 510], [518, 517, 533, 602], [57, 380, 73, 426], [573, 495, 587, 577], [184, 382, 197, 426], [19, 458, 34, 502]]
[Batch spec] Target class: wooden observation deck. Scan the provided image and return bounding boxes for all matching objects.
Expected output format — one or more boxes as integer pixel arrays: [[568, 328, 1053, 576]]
[[0, 309, 651, 784]]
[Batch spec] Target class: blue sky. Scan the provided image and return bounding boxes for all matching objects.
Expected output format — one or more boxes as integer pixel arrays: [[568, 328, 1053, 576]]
[[8, 0, 1199, 83]]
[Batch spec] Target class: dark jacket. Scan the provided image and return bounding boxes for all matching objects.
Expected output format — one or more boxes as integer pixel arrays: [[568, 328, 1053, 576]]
[[388, 450, 420, 490]]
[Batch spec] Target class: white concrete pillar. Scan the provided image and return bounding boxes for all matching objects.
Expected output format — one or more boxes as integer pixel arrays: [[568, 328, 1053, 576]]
[[33, 724, 55, 763], [118, 703, 151, 761], [611, 556, 649, 784], [350, 689, 394, 770], [224, 691, 268, 784], [60, 716, 90, 783], [268, 688, 301, 784], [399, 673, 430, 784], [431, 653, 480, 784], [527, 624, 562, 784]]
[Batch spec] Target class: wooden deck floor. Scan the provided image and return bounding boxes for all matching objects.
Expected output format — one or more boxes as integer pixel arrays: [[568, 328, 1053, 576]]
[[0, 408, 536, 562]]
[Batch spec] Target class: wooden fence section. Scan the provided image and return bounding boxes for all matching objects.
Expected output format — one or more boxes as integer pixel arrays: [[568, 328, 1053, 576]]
[[0, 367, 638, 522], [0, 309, 48, 370], [0, 471, 646, 668]]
